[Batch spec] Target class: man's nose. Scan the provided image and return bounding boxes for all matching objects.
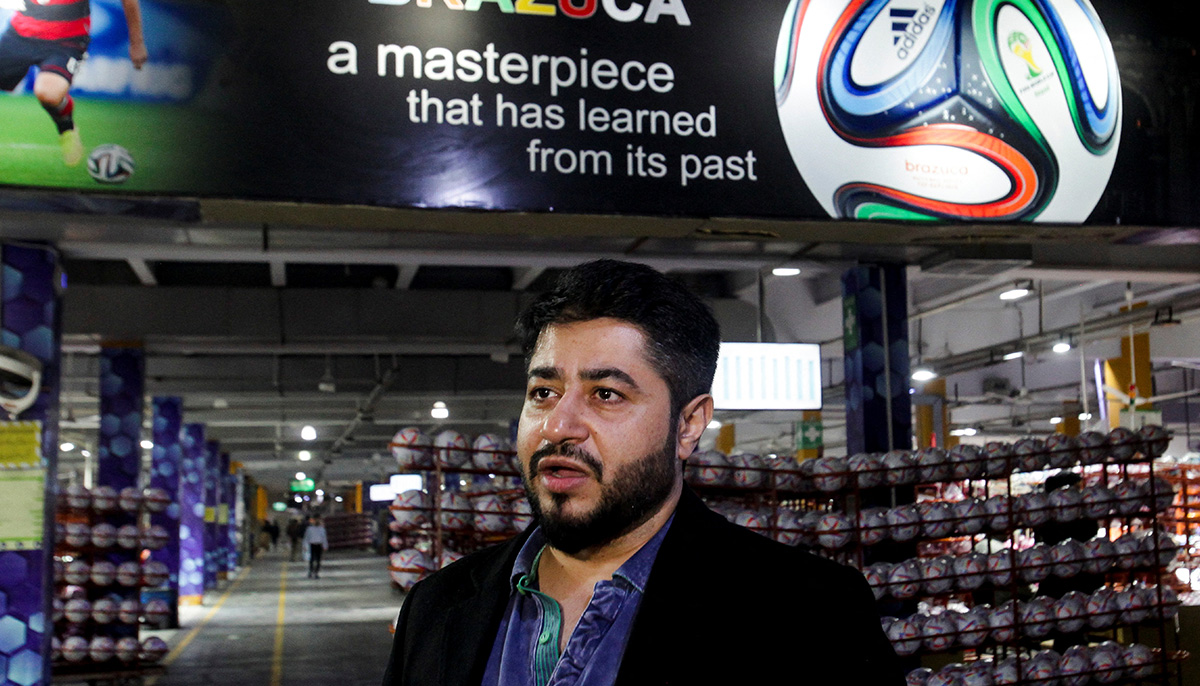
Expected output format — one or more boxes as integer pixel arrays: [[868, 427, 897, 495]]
[[540, 389, 589, 444]]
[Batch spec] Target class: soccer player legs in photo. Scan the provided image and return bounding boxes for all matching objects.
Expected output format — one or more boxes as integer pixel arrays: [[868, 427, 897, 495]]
[[0, 0, 146, 166]]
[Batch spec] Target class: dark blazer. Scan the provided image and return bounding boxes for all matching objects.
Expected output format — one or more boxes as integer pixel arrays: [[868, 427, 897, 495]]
[[383, 487, 903, 685]]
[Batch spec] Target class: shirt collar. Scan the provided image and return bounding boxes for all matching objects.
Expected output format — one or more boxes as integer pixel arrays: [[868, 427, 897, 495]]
[[509, 511, 676, 595]]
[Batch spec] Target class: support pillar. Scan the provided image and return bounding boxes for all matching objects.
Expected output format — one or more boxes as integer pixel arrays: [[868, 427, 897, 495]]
[[203, 440, 220, 589], [149, 397, 183, 627], [0, 244, 61, 686], [842, 265, 913, 455], [178, 424, 206, 605]]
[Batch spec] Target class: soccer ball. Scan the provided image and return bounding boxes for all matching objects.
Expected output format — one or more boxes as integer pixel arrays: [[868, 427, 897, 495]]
[[87, 144, 136, 184], [775, 0, 1120, 222]]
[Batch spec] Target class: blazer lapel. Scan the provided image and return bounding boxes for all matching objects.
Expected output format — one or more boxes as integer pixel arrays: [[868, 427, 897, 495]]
[[439, 531, 531, 685]]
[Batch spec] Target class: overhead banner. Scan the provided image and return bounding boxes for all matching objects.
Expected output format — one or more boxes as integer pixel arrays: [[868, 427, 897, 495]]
[[0, 0, 1196, 225]]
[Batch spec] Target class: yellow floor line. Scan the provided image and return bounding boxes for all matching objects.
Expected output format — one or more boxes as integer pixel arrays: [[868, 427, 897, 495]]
[[269, 561, 289, 686], [144, 565, 252, 686]]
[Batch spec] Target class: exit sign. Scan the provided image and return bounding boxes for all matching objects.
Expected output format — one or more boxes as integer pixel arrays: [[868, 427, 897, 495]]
[[290, 478, 315, 492]]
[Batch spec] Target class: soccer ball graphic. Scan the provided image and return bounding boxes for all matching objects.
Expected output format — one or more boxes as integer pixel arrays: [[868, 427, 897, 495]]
[[775, 0, 1120, 222], [87, 144, 136, 184]]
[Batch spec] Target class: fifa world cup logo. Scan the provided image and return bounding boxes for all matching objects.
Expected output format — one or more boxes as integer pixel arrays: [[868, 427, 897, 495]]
[[1007, 31, 1042, 78]]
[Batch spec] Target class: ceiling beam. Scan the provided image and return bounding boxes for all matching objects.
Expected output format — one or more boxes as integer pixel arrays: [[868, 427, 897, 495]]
[[127, 259, 157, 286]]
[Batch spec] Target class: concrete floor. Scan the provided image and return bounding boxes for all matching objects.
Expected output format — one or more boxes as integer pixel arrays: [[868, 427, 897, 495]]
[[137, 548, 401, 686]]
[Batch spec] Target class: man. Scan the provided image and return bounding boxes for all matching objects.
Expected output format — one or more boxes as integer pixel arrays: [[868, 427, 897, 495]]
[[304, 515, 329, 579], [384, 259, 901, 685], [0, 0, 147, 165]]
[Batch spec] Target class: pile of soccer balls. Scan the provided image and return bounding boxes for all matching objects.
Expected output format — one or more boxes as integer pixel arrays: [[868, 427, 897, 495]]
[[905, 642, 1158, 686], [884, 584, 1178, 655]]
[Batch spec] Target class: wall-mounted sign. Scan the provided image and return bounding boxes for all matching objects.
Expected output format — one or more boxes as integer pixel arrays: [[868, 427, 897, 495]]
[[0, 0, 1194, 226], [712, 342, 821, 411], [290, 478, 316, 493]]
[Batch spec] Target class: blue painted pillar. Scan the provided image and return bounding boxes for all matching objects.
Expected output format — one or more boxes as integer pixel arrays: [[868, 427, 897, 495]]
[[0, 244, 61, 686], [149, 397, 183, 625], [842, 265, 913, 454], [227, 470, 242, 571], [96, 345, 145, 642], [216, 450, 230, 580], [178, 424, 207, 605], [203, 440, 220, 589]]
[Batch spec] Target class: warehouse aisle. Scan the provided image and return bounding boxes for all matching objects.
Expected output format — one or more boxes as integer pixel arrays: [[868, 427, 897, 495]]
[[140, 547, 401, 686]]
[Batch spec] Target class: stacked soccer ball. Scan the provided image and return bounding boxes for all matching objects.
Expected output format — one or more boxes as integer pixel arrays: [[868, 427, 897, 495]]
[[390, 427, 517, 475], [905, 642, 1161, 686], [884, 585, 1177, 654]]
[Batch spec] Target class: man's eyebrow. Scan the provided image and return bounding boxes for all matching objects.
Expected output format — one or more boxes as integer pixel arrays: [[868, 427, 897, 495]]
[[528, 366, 561, 380], [580, 367, 639, 389]]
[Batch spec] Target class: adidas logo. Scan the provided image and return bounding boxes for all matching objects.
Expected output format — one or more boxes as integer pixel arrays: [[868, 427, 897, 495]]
[[889, 4, 937, 59]]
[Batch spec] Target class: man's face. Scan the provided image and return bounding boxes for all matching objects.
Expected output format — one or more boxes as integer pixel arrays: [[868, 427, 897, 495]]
[[518, 318, 682, 554]]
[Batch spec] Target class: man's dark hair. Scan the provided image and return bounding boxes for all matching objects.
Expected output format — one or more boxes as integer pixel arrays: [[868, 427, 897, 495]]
[[516, 259, 721, 417]]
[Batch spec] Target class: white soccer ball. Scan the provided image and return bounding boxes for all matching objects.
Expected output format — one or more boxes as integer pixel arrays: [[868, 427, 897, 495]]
[[1060, 645, 1091, 686], [439, 491, 471, 530], [61, 636, 90, 662], [118, 599, 141, 624], [846, 452, 884, 489], [954, 498, 985, 536], [1049, 540, 1085, 578], [389, 548, 432, 590], [471, 433, 511, 471], [1082, 537, 1116, 575], [87, 144, 136, 184], [983, 495, 1012, 532], [115, 637, 141, 663], [118, 486, 143, 512], [1049, 486, 1083, 522], [434, 430, 471, 469], [143, 599, 169, 624], [915, 448, 951, 484], [810, 455, 847, 492], [143, 487, 172, 512], [117, 561, 143, 587], [956, 606, 991, 648], [988, 601, 1017, 644], [90, 560, 116, 586], [921, 612, 958, 652], [919, 501, 956, 539], [1077, 430, 1108, 464], [142, 560, 169, 587], [140, 636, 169, 663], [1045, 433, 1079, 469], [885, 616, 923, 656], [815, 511, 853, 549], [887, 559, 922, 599], [117, 523, 141, 549], [391, 427, 433, 469], [90, 522, 117, 548], [887, 504, 922, 542], [91, 597, 118, 624], [1020, 596, 1055, 638], [91, 485, 119, 512], [921, 556, 955, 595], [982, 441, 1014, 478], [686, 449, 732, 487], [472, 493, 508, 533], [766, 454, 804, 491], [64, 598, 92, 624], [1086, 587, 1117, 629], [1124, 643, 1155, 679], [857, 507, 890, 546], [882, 450, 916, 486], [952, 553, 987, 591], [729, 453, 767, 489], [1017, 545, 1050, 583], [391, 489, 429, 529], [1012, 437, 1048, 473]]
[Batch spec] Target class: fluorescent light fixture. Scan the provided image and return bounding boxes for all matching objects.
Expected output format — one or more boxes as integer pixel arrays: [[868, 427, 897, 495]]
[[335, 496, 343, 503], [1003, 351, 1024, 361], [999, 281, 1032, 301], [389, 474, 422, 492], [80, 450, 90, 458], [140, 439, 153, 450], [1078, 412, 1093, 420], [369, 484, 396, 502], [1050, 416, 1063, 425], [315, 489, 324, 497], [431, 401, 449, 419], [911, 368, 937, 382], [712, 342, 821, 410], [301, 425, 317, 441], [707, 420, 722, 430], [1052, 341, 1072, 354], [949, 427, 977, 437], [60, 442, 74, 452], [298, 450, 312, 461], [295, 471, 306, 481], [772, 267, 802, 277]]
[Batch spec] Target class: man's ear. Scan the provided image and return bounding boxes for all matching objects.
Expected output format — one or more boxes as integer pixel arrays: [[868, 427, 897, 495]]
[[676, 394, 714, 460]]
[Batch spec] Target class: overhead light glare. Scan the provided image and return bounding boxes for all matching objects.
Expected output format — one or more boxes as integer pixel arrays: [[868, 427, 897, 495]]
[[431, 401, 449, 420], [1052, 341, 1072, 354], [911, 368, 937, 382], [60, 442, 74, 452], [950, 427, 977, 437], [298, 450, 312, 461], [1003, 351, 1024, 361], [1050, 416, 1063, 425], [707, 420, 722, 429], [1078, 412, 1093, 420], [301, 425, 317, 441], [80, 450, 91, 458], [295, 471, 306, 481], [140, 439, 153, 450], [771, 267, 801, 277]]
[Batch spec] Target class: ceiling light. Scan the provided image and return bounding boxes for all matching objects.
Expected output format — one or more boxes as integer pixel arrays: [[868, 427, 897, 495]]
[[315, 489, 324, 497], [431, 401, 449, 420], [301, 425, 317, 441], [335, 496, 343, 503], [999, 280, 1033, 301], [295, 472, 306, 481], [60, 442, 74, 452], [1078, 412, 1093, 420], [950, 427, 977, 437], [707, 420, 722, 429], [80, 450, 90, 458], [1052, 341, 1071, 354], [1050, 416, 1063, 425], [318, 355, 336, 393], [772, 267, 801, 277], [1003, 351, 1024, 361], [298, 450, 312, 461], [911, 368, 937, 382], [140, 440, 153, 450]]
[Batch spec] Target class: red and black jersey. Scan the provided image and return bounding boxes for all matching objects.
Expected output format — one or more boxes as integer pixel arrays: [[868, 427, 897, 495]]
[[12, 0, 91, 41]]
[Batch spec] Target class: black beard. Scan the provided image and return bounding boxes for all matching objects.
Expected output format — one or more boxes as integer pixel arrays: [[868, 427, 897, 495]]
[[522, 427, 678, 555]]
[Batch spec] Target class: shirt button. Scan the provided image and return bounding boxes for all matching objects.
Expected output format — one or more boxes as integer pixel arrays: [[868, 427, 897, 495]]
[[539, 632, 551, 644]]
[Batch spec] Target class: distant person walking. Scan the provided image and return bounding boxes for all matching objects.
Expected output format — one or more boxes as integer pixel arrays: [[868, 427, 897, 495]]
[[287, 518, 305, 561], [304, 516, 329, 579]]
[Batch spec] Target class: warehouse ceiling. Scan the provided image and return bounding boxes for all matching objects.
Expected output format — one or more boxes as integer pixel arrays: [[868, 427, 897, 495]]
[[2, 197, 1200, 499]]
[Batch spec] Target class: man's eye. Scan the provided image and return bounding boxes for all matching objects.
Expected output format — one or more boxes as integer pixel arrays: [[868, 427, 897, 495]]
[[529, 387, 554, 400], [595, 388, 621, 402]]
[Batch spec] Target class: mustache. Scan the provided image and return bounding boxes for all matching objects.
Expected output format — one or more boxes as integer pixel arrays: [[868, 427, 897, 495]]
[[529, 442, 604, 481]]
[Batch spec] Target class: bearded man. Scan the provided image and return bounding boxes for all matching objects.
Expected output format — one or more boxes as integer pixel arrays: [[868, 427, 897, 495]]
[[383, 259, 901, 686]]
